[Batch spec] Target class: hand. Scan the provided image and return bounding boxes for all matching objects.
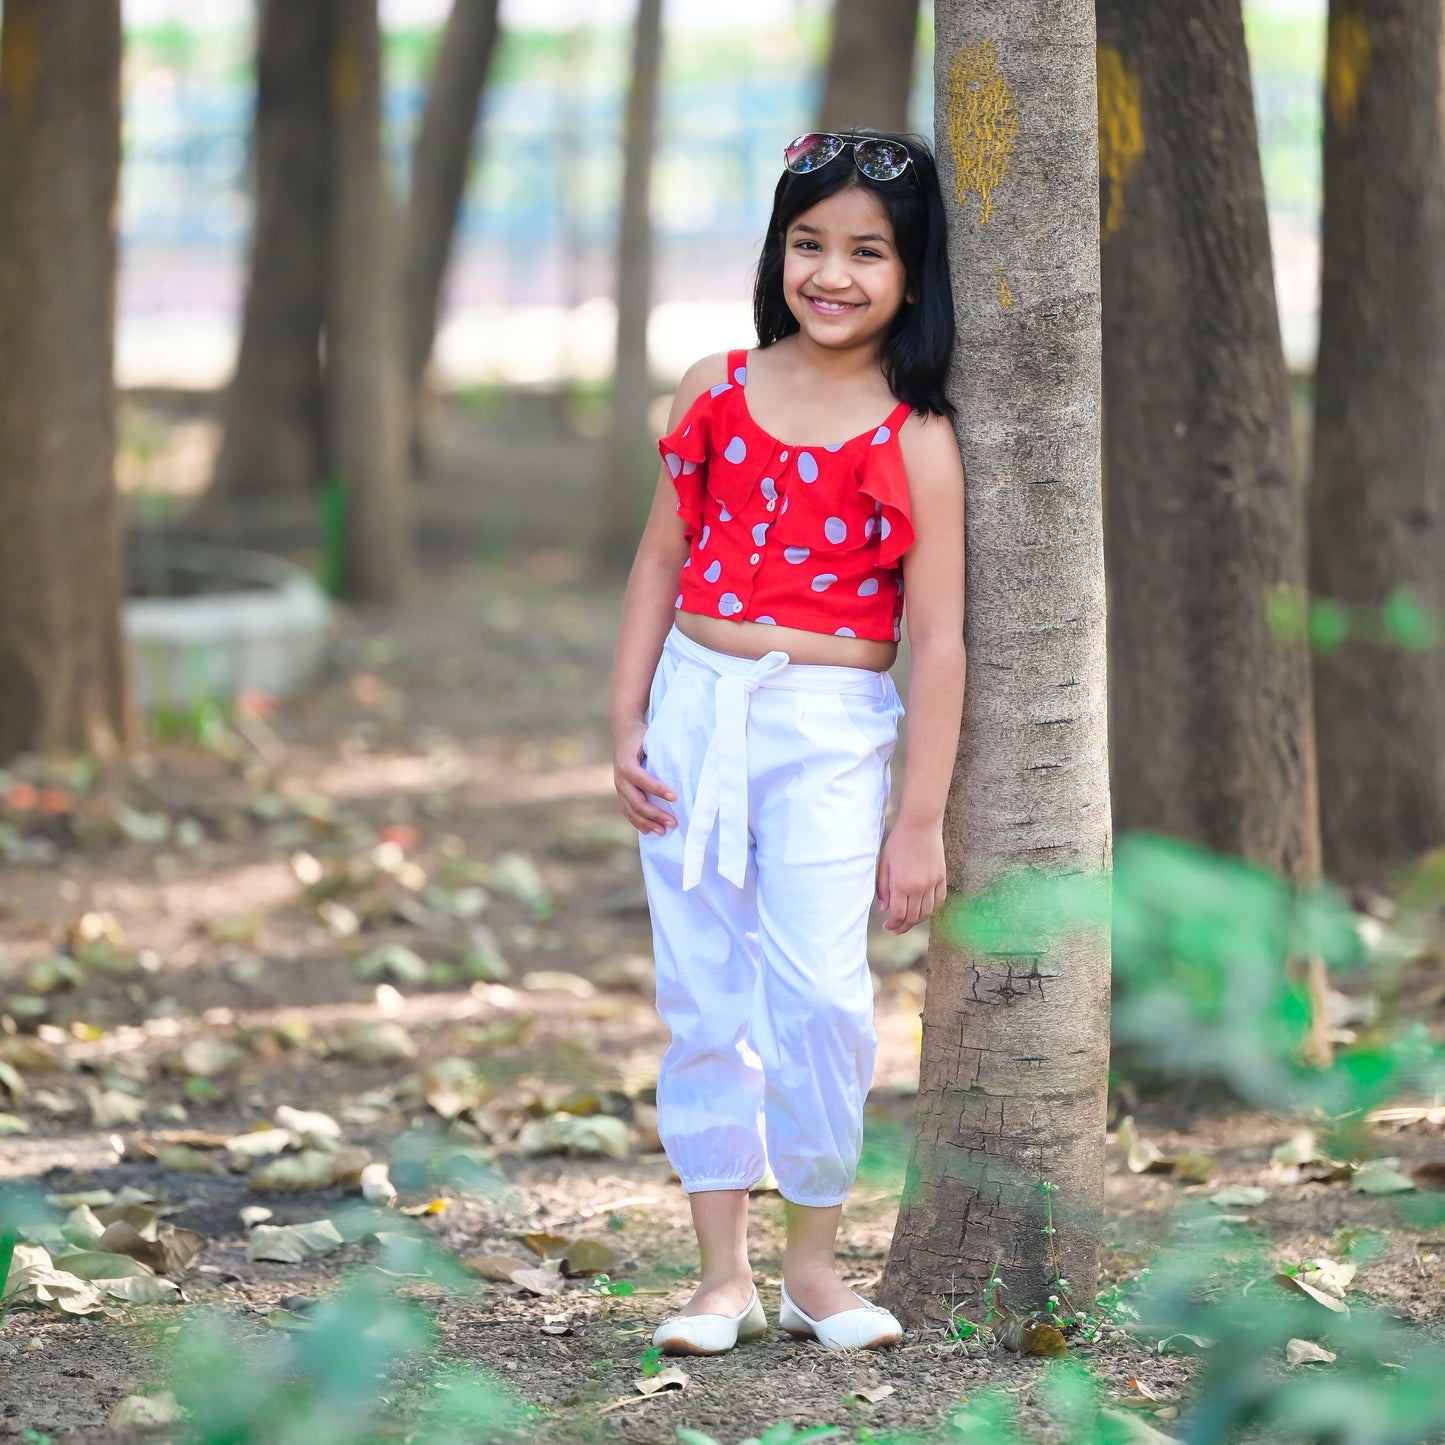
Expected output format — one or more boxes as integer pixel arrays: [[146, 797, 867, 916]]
[[613, 717, 677, 837], [876, 821, 946, 934]]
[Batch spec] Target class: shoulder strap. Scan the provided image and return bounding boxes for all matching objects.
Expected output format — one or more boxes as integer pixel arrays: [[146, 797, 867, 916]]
[[885, 399, 912, 433], [726, 349, 748, 384]]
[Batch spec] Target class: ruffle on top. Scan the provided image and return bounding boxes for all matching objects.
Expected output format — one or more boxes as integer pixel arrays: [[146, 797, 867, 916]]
[[656, 355, 917, 643]]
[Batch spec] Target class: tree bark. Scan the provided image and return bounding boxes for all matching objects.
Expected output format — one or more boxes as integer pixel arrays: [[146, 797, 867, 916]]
[[325, 0, 413, 602], [594, 0, 664, 569], [0, 0, 129, 761], [212, 0, 331, 498], [404, 0, 502, 399], [1309, 0, 1445, 883], [1097, 1, 1321, 885], [880, 5, 1111, 1327], [818, 0, 923, 135]]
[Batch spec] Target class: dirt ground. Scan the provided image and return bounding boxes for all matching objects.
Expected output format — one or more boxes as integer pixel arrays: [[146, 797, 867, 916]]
[[1, 394, 1443, 1444]]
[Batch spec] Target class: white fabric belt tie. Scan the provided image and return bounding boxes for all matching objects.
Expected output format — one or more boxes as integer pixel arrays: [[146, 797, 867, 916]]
[[682, 649, 792, 891]]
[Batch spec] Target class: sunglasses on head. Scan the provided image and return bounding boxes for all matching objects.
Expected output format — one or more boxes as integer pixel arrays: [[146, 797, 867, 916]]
[[783, 132, 915, 183]]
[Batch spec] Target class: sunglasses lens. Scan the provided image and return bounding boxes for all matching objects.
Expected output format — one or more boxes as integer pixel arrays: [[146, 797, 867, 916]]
[[785, 132, 844, 173], [853, 139, 911, 181]]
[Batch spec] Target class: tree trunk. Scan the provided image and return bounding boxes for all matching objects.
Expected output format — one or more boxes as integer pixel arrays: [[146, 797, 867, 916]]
[[0, 0, 129, 761], [594, 0, 664, 570], [1097, 1, 1321, 885], [1309, 0, 1445, 883], [818, 0, 922, 135], [212, 0, 331, 498], [404, 0, 502, 399], [880, 5, 1111, 1327], [325, 0, 413, 602]]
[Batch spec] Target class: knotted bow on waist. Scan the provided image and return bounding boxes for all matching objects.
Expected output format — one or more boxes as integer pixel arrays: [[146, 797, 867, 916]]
[[665, 630, 892, 892], [682, 650, 791, 891]]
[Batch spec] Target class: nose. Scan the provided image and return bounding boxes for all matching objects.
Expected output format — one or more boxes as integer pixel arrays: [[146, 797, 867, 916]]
[[814, 248, 853, 291]]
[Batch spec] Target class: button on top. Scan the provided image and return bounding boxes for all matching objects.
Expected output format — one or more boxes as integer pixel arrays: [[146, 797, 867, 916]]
[[766, 499, 776, 511], [780, 450, 789, 462], [750, 552, 760, 565]]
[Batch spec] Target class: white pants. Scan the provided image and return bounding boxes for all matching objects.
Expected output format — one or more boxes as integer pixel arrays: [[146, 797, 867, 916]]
[[638, 626, 903, 1208]]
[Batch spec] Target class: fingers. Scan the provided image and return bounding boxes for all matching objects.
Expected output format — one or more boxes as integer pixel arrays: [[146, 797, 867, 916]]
[[882, 877, 948, 933], [615, 760, 677, 837]]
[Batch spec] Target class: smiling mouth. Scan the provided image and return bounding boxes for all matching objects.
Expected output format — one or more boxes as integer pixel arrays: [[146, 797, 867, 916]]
[[804, 296, 862, 314]]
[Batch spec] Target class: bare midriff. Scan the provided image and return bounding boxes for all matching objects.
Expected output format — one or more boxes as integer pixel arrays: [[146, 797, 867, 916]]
[[676, 610, 898, 672]]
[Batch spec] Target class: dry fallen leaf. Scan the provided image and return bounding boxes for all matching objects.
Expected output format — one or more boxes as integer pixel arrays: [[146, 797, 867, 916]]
[[249, 1148, 342, 1192], [106, 1392, 183, 1428], [274, 1105, 342, 1140], [1350, 1161, 1416, 1195], [247, 1220, 346, 1264], [1286, 1338, 1337, 1365], [462, 1253, 535, 1283], [539, 1314, 572, 1336], [561, 1239, 622, 1276], [332, 1020, 418, 1064], [177, 1038, 246, 1079], [1118, 1116, 1172, 1174], [848, 1384, 896, 1404], [87, 1087, 145, 1128], [518, 1232, 575, 1260], [1275, 1272, 1349, 1314], [636, 1366, 690, 1396], [360, 1162, 397, 1206], [999, 1318, 1067, 1357], [510, 1267, 567, 1296]]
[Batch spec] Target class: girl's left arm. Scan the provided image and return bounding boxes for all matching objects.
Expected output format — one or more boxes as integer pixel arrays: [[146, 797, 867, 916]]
[[877, 413, 967, 934]]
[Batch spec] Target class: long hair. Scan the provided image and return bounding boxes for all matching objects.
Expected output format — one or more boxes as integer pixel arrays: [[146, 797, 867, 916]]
[[753, 129, 955, 418]]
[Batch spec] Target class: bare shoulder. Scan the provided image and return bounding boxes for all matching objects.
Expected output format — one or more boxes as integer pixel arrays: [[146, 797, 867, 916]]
[[668, 352, 732, 424], [897, 409, 964, 495]]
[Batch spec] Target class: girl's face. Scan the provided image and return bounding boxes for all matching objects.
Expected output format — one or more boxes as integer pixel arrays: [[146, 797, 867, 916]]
[[780, 184, 910, 355]]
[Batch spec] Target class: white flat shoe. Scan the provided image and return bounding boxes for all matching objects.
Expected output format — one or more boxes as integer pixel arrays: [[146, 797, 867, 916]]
[[779, 1281, 903, 1351], [652, 1286, 768, 1356]]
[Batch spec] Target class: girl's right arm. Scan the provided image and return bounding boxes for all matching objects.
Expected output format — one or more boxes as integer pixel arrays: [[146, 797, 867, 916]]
[[609, 353, 726, 836]]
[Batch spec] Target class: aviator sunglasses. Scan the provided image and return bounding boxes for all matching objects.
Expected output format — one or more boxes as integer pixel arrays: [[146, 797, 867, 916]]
[[783, 132, 915, 183]]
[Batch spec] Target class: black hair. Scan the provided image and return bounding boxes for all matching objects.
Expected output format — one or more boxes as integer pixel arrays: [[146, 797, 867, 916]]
[[753, 129, 955, 418]]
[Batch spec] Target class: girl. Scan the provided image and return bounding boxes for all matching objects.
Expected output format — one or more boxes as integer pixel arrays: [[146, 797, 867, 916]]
[[609, 129, 966, 1353]]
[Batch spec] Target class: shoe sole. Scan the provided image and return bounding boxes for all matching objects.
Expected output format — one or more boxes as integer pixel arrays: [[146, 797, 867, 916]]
[[658, 1326, 768, 1356], [783, 1326, 903, 1350]]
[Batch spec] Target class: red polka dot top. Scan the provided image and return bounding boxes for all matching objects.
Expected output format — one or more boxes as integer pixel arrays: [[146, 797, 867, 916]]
[[658, 350, 914, 644]]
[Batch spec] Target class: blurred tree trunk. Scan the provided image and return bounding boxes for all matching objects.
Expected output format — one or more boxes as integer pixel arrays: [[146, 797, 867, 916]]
[[0, 0, 130, 760], [404, 0, 502, 403], [595, 0, 663, 569], [818, 0, 922, 134], [326, 0, 413, 601], [212, 0, 331, 499], [1097, 1, 1321, 883], [881, 4, 1111, 1326], [1309, 0, 1445, 882]]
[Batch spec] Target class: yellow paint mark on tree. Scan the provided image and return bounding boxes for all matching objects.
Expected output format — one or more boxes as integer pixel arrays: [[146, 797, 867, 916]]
[[1326, 7, 1370, 129], [1097, 45, 1145, 239], [0, 6, 40, 126], [331, 35, 362, 111], [994, 261, 1014, 311], [946, 40, 1018, 226]]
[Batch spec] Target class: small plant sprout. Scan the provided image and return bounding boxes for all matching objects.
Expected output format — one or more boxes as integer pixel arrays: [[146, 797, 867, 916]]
[[638, 1344, 664, 1378], [589, 1272, 635, 1299]]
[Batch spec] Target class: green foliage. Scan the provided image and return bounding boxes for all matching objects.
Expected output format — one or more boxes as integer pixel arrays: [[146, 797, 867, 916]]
[[945, 831, 1445, 1118], [676, 1424, 840, 1445], [165, 1270, 530, 1445]]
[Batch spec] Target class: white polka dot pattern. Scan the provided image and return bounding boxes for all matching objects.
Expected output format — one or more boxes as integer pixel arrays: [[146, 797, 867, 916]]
[[658, 355, 911, 642]]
